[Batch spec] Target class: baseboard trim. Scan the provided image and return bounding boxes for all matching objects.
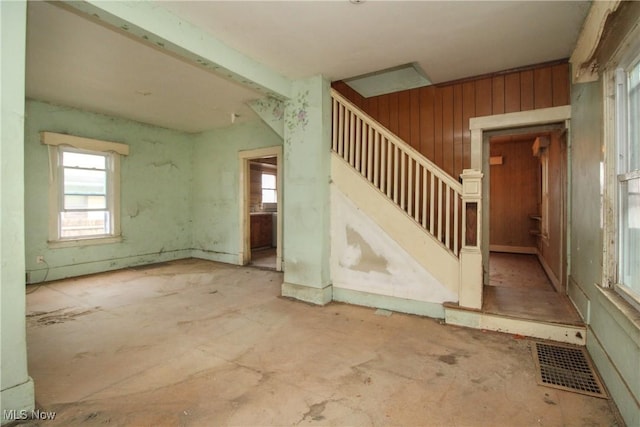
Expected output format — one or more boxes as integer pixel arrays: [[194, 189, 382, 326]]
[[333, 287, 445, 319], [537, 252, 561, 291], [489, 245, 537, 254], [25, 249, 192, 284], [281, 282, 332, 305], [191, 249, 239, 266]]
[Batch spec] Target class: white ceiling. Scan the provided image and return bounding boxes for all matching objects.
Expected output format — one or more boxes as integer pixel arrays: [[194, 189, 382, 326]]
[[26, 1, 590, 134]]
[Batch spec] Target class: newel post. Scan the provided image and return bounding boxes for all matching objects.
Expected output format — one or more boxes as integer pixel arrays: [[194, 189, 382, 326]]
[[459, 169, 483, 309]]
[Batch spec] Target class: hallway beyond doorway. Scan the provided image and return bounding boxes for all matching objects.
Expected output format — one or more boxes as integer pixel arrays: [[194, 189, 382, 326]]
[[485, 252, 582, 325]]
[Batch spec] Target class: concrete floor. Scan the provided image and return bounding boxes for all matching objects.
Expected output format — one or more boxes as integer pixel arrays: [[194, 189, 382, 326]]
[[22, 259, 621, 426]]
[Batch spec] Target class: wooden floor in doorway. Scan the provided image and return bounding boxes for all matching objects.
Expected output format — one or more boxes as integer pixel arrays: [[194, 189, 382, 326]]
[[485, 253, 583, 326], [250, 248, 276, 270]]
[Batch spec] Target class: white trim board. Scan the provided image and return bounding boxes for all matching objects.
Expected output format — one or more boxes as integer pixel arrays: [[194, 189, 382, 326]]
[[489, 245, 537, 254]]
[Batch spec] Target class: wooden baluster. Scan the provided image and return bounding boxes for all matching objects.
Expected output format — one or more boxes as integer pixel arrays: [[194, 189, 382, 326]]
[[454, 193, 459, 256], [437, 179, 443, 241], [338, 103, 345, 157], [332, 99, 338, 152], [374, 132, 380, 187], [380, 137, 386, 193], [429, 172, 435, 234], [387, 141, 393, 198], [422, 167, 428, 228], [367, 127, 374, 182], [393, 145, 399, 204], [343, 106, 350, 161], [400, 150, 406, 209], [445, 184, 451, 250], [414, 164, 420, 222], [406, 157, 412, 214], [355, 118, 361, 172], [349, 112, 356, 166]]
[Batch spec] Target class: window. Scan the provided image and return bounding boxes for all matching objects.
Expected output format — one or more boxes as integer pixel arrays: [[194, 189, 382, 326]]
[[614, 58, 640, 308], [261, 173, 277, 203], [43, 132, 128, 247]]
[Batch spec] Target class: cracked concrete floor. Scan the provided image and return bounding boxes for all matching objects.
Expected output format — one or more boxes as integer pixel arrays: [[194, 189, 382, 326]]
[[22, 259, 621, 427]]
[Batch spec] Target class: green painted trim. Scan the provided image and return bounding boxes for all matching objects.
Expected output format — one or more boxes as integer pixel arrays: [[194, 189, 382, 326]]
[[333, 288, 445, 319], [62, 1, 291, 99], [587, 328, 639, 427], [593, 285, 640, 347], [25, 249, 192, 284], [282, 282, 332, 305], [191, 249, 239, 266]]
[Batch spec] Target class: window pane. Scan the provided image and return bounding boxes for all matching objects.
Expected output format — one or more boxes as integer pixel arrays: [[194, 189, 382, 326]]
[[63, 151, 106, 169], [262, 189, 277, 203], [64, 168, 106, 195], [64, 195, 107, 210], [620, 178, 640, 297], [262, 174, 276, 189], [60, 210, 110, 238]]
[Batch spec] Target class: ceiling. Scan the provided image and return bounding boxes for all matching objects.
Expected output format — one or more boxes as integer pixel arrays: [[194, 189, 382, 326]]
[[26, 1, 590, 134]]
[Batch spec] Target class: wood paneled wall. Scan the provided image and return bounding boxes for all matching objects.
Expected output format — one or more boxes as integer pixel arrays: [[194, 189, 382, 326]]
[[332, 61, 570, 180], [489, 139, 539, 250]]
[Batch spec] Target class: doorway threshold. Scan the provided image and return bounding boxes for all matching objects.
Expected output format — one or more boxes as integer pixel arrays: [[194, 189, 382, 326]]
[[443, 297, 586, 346]]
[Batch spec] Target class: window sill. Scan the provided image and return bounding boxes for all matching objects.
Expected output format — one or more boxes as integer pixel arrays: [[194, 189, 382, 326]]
[[595, 285, 640, 347], [48, 235, 122, 249]]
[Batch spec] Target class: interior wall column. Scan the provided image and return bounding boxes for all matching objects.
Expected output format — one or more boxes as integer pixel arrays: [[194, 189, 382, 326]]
[[1, 0, 35, 422], [281, 76, 332, 304]]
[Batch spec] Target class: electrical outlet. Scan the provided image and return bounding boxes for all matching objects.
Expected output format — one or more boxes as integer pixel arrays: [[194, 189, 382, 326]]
[[36, 255, 45, 264]]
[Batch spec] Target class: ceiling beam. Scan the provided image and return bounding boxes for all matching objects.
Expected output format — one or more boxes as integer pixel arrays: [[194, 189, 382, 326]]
[[61, 0, 292, 100]]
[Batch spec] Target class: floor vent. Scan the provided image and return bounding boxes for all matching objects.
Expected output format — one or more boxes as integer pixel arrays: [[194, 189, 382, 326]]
[[532, 342, 607, 398]]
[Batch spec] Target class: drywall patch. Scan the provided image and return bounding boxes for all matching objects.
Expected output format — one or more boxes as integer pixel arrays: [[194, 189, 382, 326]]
[[342, 226, 389, 274], [331, 187, 456, 304]]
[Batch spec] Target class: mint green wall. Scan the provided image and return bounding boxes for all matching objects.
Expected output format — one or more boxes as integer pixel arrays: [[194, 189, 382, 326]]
[[1, 0, 35, 421], [570, 80, 640, 426], [24, 100, 193, 282], [191, 120, 282, 264], [281, 76, 332, 304]]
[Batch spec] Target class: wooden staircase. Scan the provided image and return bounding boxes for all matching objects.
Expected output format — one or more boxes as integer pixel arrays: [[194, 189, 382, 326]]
[[331, 88, 586, 345]]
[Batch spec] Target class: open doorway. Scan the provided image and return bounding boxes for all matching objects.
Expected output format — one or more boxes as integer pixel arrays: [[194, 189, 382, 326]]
[[483, 128, 578, 323], [248, 158, 278, 269], [239, 146, 282, 271]]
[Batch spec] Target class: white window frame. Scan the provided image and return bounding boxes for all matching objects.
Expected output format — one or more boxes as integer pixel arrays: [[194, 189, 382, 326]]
[[261, 172, 277, 204], [602, 32, 640, 312], [42, 132, 128, 248]]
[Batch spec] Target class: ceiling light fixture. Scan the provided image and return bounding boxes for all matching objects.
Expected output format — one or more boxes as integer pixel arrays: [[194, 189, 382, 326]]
[[349, 0, 365, 4]]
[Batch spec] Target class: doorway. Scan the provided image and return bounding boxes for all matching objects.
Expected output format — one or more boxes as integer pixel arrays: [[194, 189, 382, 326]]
[[239, 146, 282, 271], [483, 128, 578, 324]]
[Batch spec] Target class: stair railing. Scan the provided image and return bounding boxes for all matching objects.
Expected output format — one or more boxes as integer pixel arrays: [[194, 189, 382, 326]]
[[332, 89, 466, 257]]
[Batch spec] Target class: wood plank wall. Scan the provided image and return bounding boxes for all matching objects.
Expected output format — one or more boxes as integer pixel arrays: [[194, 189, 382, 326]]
[[489, 139, 539, 249], [332, 61, 570, 180]]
